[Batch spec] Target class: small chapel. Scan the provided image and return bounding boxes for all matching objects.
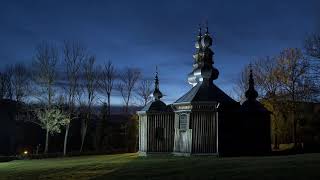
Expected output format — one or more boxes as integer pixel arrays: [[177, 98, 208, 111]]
[[137, 26, 271, 156]]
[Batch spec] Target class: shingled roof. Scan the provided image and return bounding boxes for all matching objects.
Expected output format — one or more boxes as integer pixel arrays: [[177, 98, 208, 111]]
[[174, 82, 236, 105], [139, 100, 172, 113]]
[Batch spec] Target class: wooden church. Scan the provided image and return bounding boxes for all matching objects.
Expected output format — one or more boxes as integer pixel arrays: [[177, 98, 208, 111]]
[[137, 26, 271, 156]]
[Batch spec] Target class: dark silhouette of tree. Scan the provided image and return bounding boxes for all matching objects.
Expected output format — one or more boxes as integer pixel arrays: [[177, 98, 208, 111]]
[[62, 41, 86, 155], [305, 33, 320, 59], [305, 33, 320, 100], [32, 41, 58, 109], [137, 79, 153, 106], [32, 41, 59, 153], [253, 57, 282, 149], [276, 48, 311, 147], [99, 60, 116, 120], [0, 71, 13, 100], [9, 63, 30, 102], [118, 68, 141, 113], [97, 61, 116, 150], [80, 56, 98, 152]]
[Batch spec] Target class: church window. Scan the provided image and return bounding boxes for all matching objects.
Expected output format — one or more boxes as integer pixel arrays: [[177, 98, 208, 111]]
[[179, 113, 188, 130]]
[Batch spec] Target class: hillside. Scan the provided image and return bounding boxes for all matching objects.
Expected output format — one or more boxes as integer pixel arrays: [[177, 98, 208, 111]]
[[1, 153, 320, 180]]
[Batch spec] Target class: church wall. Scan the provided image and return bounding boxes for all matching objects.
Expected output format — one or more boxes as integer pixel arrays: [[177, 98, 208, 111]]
[[138, 115, 147, 153], [217, 109, 242, 156], [220, 110, 272, 156], [147, 113, 174, 152], [251, 113, 272, 154], [190, 112, 217, 154], [173, 129, 192, 154], [173, 112, 192, 154], [241, 112, 271, 155]]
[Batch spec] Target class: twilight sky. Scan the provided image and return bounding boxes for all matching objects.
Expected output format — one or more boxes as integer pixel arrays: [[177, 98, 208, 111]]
[[0, 0, 319, 105]]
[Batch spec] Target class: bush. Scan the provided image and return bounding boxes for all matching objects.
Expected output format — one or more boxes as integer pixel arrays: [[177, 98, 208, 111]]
[[27, 153, 63, 159], [0, 156, 19, 162], [25, 150, 124, 160]]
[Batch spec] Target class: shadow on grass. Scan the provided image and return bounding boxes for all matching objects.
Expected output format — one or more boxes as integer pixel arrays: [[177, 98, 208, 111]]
[[94, 153, 320, 180]]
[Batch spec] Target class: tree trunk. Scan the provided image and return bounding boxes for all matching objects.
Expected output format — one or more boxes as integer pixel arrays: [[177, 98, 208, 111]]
[[80, 123, 87, 152], [292, 90, 298, 148], [274, 134, 279, 149], [63, 124, 70, 156], [125, 102, 129, 113], [293, 114, 298, 147], [48, 84, 52, 109], [80, 113, 89, 152], [44, 129, 49, 154], [107, 93, 111, 119]]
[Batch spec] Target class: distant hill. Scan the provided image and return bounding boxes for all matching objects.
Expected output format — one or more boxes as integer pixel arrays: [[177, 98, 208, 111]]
[[91, 105, 142, 115]]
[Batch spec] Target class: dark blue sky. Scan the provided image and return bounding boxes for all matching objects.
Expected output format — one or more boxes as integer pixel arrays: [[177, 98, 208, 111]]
[[1, 0, 319, 104]]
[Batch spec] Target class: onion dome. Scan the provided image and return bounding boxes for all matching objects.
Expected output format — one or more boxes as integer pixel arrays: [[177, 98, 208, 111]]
[[188, 23, 219, 86], [211, 67, 219, 80], [201, 26, 213, 48], [195, 25, 202, 49]]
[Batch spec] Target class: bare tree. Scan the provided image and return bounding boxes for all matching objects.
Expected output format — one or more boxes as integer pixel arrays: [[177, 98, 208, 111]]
[[234, 65, 250, 102], [276, 48, 311, 147], [33, 41, 59, 109], [32, 41, 59, 153], [118, 68, 141, 113], [0, 72, 5, 99], [137, 79, 152, 106], [62, 41, 86, 155], [96, 61, 116, 150], [9, 63, 30, 102], [305, 33, 320, 59], [305, 33, 320, 100], [0, 70, 13, 100], [253, 56, 282, 149], [99, 60, 116, 119], [80, 55, 97, 152], [253, 56, 280, 97]]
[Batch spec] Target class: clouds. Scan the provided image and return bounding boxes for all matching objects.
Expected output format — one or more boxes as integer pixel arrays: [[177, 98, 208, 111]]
[[0, 0, 319, 103]]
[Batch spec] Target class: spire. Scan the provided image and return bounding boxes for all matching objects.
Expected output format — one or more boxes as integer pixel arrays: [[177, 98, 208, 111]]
[[153, 66, 163, 100], [205, 20, 209, 34], [188, 23, 218, 86], [245, 64, 258, 101], [195, 24, 202, 49], [198, 24, 202, 37], [155, 66, 159, 90], [201, 21, 212, 48]]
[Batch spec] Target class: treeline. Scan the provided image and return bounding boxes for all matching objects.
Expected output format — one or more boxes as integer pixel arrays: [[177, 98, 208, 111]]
[[235, 34, 320, 150], [0, 41, 155, 155]]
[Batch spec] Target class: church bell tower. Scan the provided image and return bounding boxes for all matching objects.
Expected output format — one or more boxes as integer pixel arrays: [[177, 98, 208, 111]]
[[188, 25, 219, 86]]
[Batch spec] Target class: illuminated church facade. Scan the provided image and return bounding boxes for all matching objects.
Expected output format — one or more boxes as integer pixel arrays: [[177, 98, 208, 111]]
[[137, 26, 271, 156]]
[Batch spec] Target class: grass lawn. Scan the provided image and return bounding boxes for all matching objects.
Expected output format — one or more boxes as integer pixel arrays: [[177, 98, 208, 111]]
[[1, 153, 320, 180]]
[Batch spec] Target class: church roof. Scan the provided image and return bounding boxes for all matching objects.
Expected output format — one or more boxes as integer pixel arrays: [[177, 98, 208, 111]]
[[240, 100, 270, 113], [174, 82, 236, 104], [140, 100, 167, 112]]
